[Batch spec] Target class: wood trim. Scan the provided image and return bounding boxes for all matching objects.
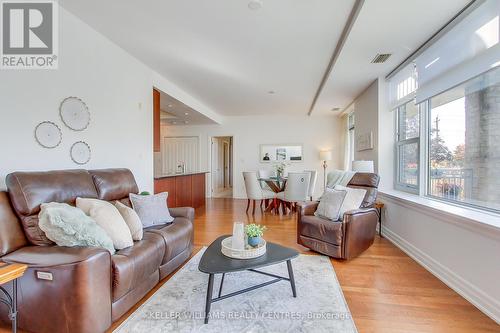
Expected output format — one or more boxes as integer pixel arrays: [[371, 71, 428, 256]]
[[153, 89, 161, 152], [0, 262, 27, 285]]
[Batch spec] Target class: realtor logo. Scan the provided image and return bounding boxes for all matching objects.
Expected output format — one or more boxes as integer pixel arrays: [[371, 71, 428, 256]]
[[1, 0, 58, 69]]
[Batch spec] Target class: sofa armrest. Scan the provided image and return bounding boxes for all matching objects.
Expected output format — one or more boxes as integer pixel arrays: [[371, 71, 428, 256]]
[[169, 207, 195, 221], [342, 208, 378, 259], [1, 246, 112, 333], [296, 201, 319, 216]]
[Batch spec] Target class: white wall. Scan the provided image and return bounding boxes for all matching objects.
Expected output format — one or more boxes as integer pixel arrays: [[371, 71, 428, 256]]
[[379, 194, 500, 324], [162, 114, 343, 199], [374, 77, 500, 324], [352, 80, 379, 171], [377, 77, 394, 191], [0, 6, 219, 193]]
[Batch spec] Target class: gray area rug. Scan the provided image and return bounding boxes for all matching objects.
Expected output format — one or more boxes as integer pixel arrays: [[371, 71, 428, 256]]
[[114, 248, 357, 333]]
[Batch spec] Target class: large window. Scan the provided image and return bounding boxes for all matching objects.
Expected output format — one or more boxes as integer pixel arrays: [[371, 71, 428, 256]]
[[396, 101, 420, 192], [394, 66, 500, 212], [390, 0, 500, 212], [427, 67, 500, 211]]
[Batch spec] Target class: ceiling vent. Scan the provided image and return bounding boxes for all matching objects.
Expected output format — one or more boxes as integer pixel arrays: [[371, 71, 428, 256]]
[[371, 53, 391, 64]]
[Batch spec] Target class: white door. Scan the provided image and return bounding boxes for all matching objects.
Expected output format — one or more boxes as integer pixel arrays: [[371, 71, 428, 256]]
[[162, 137, 199, 174], [211, 138, 225, 193]]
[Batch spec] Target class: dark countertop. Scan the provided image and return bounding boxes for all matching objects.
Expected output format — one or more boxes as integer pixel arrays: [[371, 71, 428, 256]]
[[154, 171, 209, 180]]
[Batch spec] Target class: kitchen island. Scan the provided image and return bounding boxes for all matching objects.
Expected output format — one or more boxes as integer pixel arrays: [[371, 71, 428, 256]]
[[154, 171, 208, 208]]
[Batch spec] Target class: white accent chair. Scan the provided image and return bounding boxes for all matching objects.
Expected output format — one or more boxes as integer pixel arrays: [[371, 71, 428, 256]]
[[243, 172, 276, 214], [304, 170, 318, 201], [276, 172, 310, 214]]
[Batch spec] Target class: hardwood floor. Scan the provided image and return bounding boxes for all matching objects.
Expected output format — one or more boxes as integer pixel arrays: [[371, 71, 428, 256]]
[[2, 198, 499, 332]]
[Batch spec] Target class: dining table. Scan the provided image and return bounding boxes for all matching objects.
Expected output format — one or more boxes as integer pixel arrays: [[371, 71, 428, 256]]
[[258, 176, 287, 213]]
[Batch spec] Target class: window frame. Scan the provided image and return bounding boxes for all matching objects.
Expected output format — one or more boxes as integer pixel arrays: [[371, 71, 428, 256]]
[[423, 71, 500, 214], [395, 100, 420, 194], [346, 112, 355, 170]]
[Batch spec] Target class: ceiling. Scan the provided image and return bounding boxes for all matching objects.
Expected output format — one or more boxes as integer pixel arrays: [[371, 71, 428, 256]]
[[159, 90, 216, 126], [59, 0, 471, 118], [314, 0, 471, 114]]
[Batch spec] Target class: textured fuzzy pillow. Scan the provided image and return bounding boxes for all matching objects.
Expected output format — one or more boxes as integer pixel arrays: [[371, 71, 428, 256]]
[[76, 198, 133, 250], [129, 192, 174, 228], [114, 201, 143, 241], [315, 188, 347, 221], [334, 185, 367, 217], [38, 202, 115, 254]]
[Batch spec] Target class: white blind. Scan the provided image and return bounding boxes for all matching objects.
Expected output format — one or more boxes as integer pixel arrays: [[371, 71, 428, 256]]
[[388, 63, 417, 109], [415, 0, 500, 103]]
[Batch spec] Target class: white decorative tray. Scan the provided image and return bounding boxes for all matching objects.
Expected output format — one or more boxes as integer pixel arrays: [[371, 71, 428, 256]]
[[221, 236, 266, 259]]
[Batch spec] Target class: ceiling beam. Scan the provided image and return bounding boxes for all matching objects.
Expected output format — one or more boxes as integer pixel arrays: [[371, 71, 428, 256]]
[[307, 0, 365, 116]]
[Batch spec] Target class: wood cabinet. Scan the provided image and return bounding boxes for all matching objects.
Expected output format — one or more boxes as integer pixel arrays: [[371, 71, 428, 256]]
[[154, 173, 206, 208], [192, 173, 206, 208], [174, 175, 192, 207], [154, 176, 176, 208], [153, 89, 161, 152]]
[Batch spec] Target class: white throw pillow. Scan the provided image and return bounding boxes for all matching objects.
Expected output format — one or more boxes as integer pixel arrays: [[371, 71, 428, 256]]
[[38, 202, 115, 254], [129, 192, 174, 228], [334, 185, 367, 217], [114, 201, 143, 241], [76, 198, 133, 250], [315, 188, 347, 221]]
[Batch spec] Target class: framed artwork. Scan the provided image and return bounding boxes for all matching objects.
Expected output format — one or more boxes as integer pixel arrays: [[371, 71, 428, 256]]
[[356, 132, 373, 151], [260, 144, 303, 163]]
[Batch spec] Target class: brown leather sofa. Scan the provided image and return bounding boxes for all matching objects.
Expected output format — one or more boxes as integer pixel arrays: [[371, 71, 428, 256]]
[[0, 168, 194, 333], [297, 172, 380, 260]]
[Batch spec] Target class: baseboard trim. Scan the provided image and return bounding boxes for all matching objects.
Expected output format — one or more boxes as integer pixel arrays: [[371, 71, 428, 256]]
[[382, 227, 500, 325]]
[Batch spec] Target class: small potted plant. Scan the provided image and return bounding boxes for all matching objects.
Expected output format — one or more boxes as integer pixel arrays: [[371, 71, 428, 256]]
[[245, 224, 267, 247]]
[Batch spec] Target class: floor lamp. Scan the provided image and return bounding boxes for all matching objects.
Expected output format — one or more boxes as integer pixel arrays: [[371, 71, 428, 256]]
[[319, 150, 332, 189]]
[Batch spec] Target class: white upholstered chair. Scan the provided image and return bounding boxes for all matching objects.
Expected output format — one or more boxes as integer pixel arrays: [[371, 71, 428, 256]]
[[304, 170, 318, 201], [276, 172, 310, 214], [243, 171, 276, 214]]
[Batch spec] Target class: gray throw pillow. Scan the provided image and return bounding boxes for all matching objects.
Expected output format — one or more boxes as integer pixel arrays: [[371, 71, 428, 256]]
[[129, 192, 174, 228], [38, 202, 115, 254], [315, 188, 347, 221]]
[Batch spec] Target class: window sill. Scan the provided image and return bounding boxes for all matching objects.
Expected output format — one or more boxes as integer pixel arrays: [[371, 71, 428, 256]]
[[378, 189, 500, 236]]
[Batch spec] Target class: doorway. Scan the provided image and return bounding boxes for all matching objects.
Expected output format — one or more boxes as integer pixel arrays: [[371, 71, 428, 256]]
[[211, 136, 233, 198]]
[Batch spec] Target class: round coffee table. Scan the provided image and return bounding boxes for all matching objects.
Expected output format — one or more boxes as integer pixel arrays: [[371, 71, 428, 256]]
[[198, 235, 299, 324]]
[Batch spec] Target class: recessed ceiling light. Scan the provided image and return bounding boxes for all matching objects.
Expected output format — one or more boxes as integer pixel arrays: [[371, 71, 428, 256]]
[[167, 104, 173, 108], [268, 90, 275, 94], [248, 0, 263, 10], [184, 120, 189, 124], [184, 112, 189, 116], [171, 121, 177, 125]]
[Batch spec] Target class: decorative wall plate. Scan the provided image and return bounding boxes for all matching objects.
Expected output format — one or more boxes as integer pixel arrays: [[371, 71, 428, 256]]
[[70, 141, 91, 165], [34, 121, 62, 148], [59, 97, 90, 131]]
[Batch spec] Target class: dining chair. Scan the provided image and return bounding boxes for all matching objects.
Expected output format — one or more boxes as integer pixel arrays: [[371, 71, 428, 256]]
[[276, 172, 310, 214], [257, 169, 276, 191], [303, 170, 318, 201], [243, 171, 276, 214]]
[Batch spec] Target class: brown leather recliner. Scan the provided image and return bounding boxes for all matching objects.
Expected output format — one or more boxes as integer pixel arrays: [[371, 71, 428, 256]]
[[297, 172, 380, 260], [0, 168, 194, 333]]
